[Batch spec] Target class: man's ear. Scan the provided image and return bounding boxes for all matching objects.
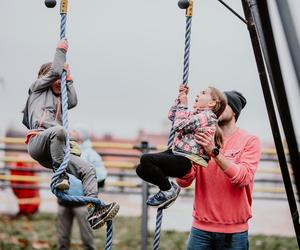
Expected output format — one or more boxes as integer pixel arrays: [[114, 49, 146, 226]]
[[233, 113, 237, 121]]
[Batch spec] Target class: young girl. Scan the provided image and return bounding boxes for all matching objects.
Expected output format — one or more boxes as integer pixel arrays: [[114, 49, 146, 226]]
[[136, 84, 227, 208]]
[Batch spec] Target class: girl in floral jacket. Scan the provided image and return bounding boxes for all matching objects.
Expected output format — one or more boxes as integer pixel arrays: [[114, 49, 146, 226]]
[[136, 84, 227, 208]]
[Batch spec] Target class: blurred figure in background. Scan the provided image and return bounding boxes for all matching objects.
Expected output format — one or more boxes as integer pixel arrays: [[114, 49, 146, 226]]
[[10, 160, 40, 217], [56, 128, 107, 250], [71, 128, 107, 188], [5, 129, 40, 217]]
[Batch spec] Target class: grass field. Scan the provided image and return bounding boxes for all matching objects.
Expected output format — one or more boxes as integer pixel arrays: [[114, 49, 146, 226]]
[[0, 213, 298, 250]]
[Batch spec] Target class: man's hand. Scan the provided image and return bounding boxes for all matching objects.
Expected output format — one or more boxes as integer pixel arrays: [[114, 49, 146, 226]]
[[195, 130, 215, 154], [70, 140, 81, 156], [196, 130, 234, 172], [57, 38, 68, 52]]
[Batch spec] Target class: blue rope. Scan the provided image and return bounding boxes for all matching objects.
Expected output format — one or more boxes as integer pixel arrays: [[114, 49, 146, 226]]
[[152, 208, 163, 250], [105, 221, 113, 249], [183, 16, 192, 86], [50, 11, 114, 250], [152, 15, 193, 250]]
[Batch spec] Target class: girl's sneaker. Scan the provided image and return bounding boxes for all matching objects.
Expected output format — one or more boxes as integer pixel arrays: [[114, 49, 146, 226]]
[[146, 181, 181, 209]]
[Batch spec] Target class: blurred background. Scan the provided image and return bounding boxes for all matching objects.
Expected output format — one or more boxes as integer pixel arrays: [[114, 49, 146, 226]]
[[1, 0, 299, 141], [0, 0, 300, 249]]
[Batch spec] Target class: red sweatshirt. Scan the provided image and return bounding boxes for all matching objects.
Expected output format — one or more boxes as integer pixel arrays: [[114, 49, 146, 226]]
[[176, 128, 261, 233]]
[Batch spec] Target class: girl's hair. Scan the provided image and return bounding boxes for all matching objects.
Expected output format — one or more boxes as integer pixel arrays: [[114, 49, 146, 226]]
[[208, 86, 227, 148], [38, 62, 52, 78]]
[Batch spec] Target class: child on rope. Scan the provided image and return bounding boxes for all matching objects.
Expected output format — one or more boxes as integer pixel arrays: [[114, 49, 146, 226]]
[[22, 39, 119, 229], [136, 84, 227, 208]]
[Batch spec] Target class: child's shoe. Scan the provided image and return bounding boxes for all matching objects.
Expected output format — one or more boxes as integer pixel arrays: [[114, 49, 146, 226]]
[[55, 172, 70, 191], [87, 202, 120, 230], [146, 181, 181, 209]]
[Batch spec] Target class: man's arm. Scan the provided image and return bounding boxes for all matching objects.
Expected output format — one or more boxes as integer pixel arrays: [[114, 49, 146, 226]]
[[176, 164, 197, 188], [196, 132, 261, 187], [218, 136, 260, 187]]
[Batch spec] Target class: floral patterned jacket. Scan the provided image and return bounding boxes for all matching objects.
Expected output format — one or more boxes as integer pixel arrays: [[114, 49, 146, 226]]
[[168, 100, 217, 166]]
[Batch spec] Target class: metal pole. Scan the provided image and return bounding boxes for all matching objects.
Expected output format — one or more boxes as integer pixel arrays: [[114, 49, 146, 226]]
[[241, 0, 300, 247], [134, 141, 150, 250], [252, 0, 300, 204], [217, 0, 247, 25], [275, 0, 300, 91], [141, 181, 149, 250]]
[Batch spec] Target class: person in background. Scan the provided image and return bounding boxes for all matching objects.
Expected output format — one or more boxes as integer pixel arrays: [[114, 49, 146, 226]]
[[56, 128, 107, 250], [71, 128, 107, 188], [5, 129, 40, 217], [10, 160, 40, 217]]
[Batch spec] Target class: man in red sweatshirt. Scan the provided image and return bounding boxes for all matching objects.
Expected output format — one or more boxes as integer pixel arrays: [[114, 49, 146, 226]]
[[176, 91, 261, 250]]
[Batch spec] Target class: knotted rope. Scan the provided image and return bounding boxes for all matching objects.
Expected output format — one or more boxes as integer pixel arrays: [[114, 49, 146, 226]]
[[48, 1, 114, 249], [152, 1, 194, 249]]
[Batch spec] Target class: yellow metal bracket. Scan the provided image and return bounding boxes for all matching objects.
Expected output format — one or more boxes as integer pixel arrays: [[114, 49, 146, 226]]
[[186, 0, 194, 17], [60, 0, 68, 14]]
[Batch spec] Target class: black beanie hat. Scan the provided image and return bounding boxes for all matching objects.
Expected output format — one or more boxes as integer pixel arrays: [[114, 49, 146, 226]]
[[224, 91, 247, 121]]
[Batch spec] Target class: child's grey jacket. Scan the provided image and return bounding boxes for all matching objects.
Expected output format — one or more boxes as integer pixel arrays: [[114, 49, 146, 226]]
[[23, 48, 77, 131]]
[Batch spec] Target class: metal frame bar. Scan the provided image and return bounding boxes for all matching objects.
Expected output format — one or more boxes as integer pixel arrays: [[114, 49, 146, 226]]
[[275, 0, 300, 90], [217, 0, 247, 24], [241, 0, 300, 247]]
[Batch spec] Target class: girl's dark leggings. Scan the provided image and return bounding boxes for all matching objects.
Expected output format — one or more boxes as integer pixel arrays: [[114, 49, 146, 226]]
[[136, 149, 192, 191]]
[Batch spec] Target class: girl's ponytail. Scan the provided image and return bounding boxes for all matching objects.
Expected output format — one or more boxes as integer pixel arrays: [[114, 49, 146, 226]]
[[214, 123, 223, 148], [209, 86, 227, 149], [38, 62, 52, 78]]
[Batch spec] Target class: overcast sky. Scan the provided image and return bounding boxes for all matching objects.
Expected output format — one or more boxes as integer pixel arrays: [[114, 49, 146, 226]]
[[0, 0, 299, 144]]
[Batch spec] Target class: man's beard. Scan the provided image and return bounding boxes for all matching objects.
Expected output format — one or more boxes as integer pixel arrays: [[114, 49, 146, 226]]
[[218, 119, 229, 127], [218, 115, 234, 127]]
